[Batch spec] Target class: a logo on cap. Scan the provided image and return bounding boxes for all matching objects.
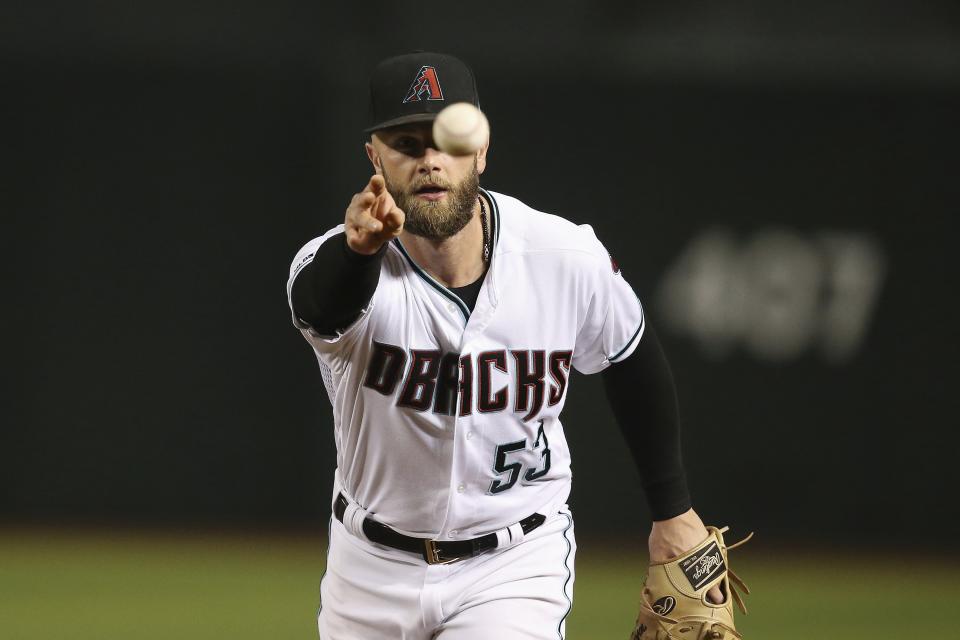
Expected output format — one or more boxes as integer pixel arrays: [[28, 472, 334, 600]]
[[403, 66, 444, 103]]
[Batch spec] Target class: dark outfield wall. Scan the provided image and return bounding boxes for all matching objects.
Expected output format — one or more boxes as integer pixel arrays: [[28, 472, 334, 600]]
[[4, 2, 958, 544]]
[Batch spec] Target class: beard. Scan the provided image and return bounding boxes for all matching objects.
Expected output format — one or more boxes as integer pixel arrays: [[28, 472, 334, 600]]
[[383, 162, 480, 241]]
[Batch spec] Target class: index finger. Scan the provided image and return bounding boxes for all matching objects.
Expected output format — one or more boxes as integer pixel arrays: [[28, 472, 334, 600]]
[[368, 174, 386, 196]]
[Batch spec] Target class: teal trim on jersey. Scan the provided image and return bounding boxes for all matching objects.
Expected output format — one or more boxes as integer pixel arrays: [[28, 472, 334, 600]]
[[393, 239, 472, 322], [557, 511, 574, 640], [481, 188, 501, 246], [392, 189, 500, 325], [608, 313, 645, 363]]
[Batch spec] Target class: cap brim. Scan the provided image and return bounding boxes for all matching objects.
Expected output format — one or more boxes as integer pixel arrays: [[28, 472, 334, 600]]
[[364, 112, 438, 135]]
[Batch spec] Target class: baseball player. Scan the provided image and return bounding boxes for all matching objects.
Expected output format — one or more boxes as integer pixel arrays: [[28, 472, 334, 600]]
[[287, 52, 750, 640]]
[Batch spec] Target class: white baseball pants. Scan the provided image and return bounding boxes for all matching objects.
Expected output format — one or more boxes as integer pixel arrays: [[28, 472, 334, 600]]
[[317, 509, 577, 639]]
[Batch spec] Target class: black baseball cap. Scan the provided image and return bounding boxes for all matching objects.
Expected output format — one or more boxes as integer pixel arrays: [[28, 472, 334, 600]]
[[365, 51, 480, 134]]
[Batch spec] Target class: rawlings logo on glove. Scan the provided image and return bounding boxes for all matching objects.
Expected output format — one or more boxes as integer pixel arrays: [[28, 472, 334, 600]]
[[680, 541, 725, 590], [630, 526, 753, 640]]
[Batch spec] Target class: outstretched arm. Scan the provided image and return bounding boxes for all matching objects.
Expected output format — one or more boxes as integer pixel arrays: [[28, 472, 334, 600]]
[[290, 175, 404, 334], [290, 233, 385, 335]]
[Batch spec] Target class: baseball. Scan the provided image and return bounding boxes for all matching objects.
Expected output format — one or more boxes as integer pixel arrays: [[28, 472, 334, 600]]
[[432, 102, 489, 156]]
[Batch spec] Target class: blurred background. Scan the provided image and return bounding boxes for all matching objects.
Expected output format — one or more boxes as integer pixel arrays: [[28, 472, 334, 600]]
[[3, 1, 958, 638]]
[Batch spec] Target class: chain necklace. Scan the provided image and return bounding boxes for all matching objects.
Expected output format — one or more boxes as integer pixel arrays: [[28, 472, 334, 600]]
[[479, 195, 490, 263]]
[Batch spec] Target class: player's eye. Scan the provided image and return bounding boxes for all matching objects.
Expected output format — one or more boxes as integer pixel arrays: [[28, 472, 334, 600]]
[[392, 136, 422, 154]]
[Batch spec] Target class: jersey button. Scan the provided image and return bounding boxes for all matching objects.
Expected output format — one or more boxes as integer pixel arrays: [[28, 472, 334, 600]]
[[447, 303, 456, 313], [466, 431, 474, 440], [457, 483, 466, 493], [449, 530, 459, 538]]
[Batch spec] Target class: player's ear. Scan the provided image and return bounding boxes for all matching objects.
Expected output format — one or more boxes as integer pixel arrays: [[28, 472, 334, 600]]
[[365, 140, 383, 175], [475, 136, 489, 175]]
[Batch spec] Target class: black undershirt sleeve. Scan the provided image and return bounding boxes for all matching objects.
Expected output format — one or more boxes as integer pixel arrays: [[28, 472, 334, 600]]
[[290, 233, 386, 336], [601, 323, 693, 521]]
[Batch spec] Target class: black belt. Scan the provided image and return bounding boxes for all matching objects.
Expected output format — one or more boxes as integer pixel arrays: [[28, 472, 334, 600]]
[[334, 492, 546, 565]]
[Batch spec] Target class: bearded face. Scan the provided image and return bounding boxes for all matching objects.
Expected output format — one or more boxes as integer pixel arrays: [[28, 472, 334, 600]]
[[383, 159, 480, 241]]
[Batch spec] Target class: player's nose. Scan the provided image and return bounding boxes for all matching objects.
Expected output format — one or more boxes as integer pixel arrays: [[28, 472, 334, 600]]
[[418, 145, 444, 172]]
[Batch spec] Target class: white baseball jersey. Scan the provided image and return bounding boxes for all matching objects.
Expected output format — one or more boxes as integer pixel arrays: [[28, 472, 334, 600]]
[[287, 189, 645, 540]]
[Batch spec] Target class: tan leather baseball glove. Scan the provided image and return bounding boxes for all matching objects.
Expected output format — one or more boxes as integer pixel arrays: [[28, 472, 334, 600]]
[[630, 526, 753, 640]]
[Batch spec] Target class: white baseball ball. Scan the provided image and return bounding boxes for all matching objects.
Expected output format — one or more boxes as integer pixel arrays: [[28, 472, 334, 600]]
[[432, 102, 489, 156]]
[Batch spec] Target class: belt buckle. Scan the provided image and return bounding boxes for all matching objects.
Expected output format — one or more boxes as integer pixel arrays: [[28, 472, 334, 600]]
[[423, 539, 458, 565]]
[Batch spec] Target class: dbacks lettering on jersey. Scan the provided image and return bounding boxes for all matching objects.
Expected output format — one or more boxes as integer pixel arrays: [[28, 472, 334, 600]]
[[363, 341, 572, 422]]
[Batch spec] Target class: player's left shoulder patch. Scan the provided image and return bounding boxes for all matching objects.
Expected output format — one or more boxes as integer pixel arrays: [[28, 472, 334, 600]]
[[608, 251, 620, 274]]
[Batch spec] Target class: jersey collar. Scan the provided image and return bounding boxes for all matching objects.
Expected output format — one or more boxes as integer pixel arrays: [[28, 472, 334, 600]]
[[391, 188, 500, 323]]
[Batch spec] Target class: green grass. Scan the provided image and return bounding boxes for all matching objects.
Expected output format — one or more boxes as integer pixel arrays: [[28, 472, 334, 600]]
[[0, 528, 953, 639], [574, 542, 955, 639]]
